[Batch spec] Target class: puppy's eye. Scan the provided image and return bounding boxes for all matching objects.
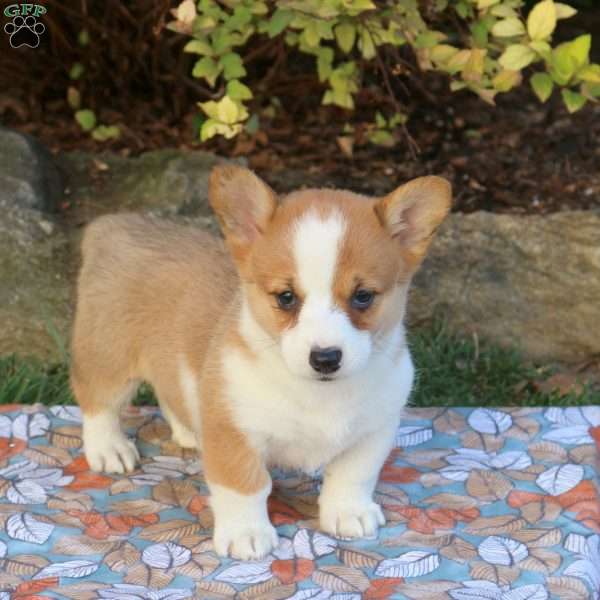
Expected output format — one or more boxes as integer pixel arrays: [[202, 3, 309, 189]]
[[351, 289, 375, 310], [276, 290, 297, 310]]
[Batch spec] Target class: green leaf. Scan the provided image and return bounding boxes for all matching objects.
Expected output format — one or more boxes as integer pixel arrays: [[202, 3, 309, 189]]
[[200, 96, 248, 125], [75, 109, 96, 132], [550, 47, 576, 85], [78, 29, 90, 47], [344, 0, 376, 15], [317, 20, 334, 40], [499, 44, 536, 70], [415, 31, 444, 49], [529, 40, 552, 61], [227, 6, 252, 31], [530, 72, 554, 101], [369, 129, 395, 147], [492, 69, 521, 91], [555, 3, 577, 19], [268, 9, 294, 37], [578, 64, 600, 84], [212, 29, 236, 54], [388, 112, 407, 127], [491, 5, 518, 18], [322, 88, 354, 109], [69, 63, 85, 80], [456, 2, 470, 18], [184, 39, 213, 56], [226, 80, 253, 100], [358, 28, 376, 59], [568, 34, 591, 69], [430, 44, 459, 65], [91, 125, 121, 142], [192, 57, 221, 86], [450, 81, 467, 91], [194, 15, 217, 32], [200, 119, 242, 141], [582, 82, 600, 98], [317, 47, 334, 82], [219, 95, 241, 123], [250, 2, 268, 15], [477, 0, 500, 8], [375, 111, 387, 128], [447, 49, 472, 73], [244, 113, 260, 135], [471, 21, 489, 48], [67, 87, 81, 110], [302, 21, 321, 48], [335, 22, 356, 53], [220, 53, 246, 80], [549, 39, 588, 85], [199, 100, 219, 120], [561, 88, 586, 112], [491, 18, 526, 37], [462, 48, 487, 82], [527, 0, 557, 41]]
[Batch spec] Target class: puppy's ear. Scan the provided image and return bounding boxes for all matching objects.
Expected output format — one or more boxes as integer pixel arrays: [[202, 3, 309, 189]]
[[375, 176, 452, 271], [209, 165, 277, 258]]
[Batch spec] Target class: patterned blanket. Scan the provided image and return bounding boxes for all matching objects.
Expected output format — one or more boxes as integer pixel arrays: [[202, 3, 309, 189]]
[[0, 404, 599, 600]]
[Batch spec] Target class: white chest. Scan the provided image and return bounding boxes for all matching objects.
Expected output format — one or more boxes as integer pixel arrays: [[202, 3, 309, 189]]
[[222, 345, 414, 472]]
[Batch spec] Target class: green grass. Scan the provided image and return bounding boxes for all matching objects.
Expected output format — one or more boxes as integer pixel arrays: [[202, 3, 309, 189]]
[[409, 324, 599, 407], [0, 324, 598, 407]]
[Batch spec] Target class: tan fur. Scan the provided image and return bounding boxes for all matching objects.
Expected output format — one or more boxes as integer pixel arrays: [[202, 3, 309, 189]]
[[71, 168, 451, 497]]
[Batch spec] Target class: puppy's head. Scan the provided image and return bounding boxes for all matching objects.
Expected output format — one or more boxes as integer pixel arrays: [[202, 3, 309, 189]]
[[210, 166, 451, 381]]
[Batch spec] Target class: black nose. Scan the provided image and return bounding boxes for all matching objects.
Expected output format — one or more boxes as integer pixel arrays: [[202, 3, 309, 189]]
[[309, 347, 342, 374]]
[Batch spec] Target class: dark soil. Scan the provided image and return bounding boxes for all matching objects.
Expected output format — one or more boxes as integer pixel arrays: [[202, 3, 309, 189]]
[[5, 77, 599, 216]]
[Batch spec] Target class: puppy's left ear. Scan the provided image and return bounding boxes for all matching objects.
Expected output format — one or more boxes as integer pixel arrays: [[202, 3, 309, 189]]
[[209, 165, 277, 260], [375, 176, 451, 270]]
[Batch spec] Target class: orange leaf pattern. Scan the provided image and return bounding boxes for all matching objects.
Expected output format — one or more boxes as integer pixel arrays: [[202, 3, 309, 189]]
[[0, 405, 598, 598]]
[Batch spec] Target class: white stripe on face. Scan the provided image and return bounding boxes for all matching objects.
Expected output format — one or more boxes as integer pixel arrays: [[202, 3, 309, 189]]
[[281, 210, 372, 379], [294, 210, 345, 303]]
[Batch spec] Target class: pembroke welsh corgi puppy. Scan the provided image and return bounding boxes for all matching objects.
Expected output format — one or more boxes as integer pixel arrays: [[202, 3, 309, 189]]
[[71, 165, 451, 560]]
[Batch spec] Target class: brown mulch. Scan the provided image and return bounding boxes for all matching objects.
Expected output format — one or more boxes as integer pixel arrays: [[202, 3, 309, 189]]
[[7, 82, 599, 216]]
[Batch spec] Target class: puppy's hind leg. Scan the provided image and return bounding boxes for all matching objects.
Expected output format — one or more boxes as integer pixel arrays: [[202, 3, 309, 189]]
[[158, 399, 198, 449], [72, 373, 141, 474]]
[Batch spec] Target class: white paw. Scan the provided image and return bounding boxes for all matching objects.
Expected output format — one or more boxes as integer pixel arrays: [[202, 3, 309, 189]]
[[84, 433, 139, 474], [214, 521, 279, 560], [320, 501, 385, 540]]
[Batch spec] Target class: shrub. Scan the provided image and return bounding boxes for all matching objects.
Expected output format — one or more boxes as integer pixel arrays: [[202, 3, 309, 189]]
[[168, 0, 600, 144]]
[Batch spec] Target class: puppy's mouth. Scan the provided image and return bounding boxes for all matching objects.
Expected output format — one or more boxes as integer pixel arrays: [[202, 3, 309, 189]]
[[318, 375, 334, 382]]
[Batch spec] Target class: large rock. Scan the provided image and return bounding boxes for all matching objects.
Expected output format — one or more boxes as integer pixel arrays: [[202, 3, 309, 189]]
[[0, 128, 63, 212], [56, 149, 239, 224], [0, 205, 72, 360], [409, 210, 600, 362], [0, 149, 237, 360]]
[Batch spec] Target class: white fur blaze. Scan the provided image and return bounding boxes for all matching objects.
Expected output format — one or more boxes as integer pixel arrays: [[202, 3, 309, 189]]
[[281, 210, 371, 378], [83, 412, 139, 474], [209, 482, 278, 560]]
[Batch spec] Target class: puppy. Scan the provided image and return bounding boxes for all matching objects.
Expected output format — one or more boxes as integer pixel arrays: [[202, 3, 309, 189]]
[[71, 166, 451, 560]]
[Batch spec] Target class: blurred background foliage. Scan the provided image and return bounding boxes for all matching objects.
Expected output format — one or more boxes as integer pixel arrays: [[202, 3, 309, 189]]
[[1, 0, 598, 151]]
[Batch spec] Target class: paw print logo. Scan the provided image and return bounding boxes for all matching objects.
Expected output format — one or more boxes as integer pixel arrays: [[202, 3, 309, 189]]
[[4, 15, 45, 48]]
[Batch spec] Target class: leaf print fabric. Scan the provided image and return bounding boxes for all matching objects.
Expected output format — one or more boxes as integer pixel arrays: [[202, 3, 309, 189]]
[[0, 404, 599, 599]]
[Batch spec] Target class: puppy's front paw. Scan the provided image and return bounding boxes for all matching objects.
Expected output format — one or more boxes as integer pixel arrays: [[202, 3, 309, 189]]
[[320, 501, 385, 540], [214, 521, 279, 560], [85, 434, 139, 474]]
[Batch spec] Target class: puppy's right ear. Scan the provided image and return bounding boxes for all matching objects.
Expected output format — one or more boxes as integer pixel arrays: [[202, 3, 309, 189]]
[[209, 165, 277, 259]]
